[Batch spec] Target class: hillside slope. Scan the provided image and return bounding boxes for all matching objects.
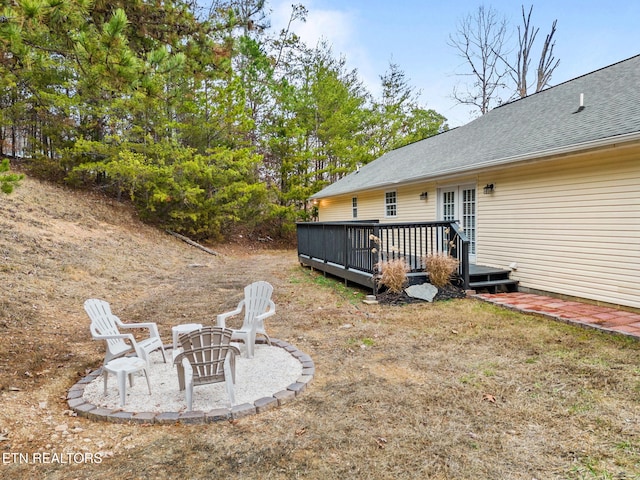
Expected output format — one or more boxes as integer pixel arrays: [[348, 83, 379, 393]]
[[0, 175, 308, 455]]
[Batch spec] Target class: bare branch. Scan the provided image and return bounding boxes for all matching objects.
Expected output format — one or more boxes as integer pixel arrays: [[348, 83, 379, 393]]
[[448, 5, 509, 115], [536, 19, 559, 92], [495, 5, 560, 99]]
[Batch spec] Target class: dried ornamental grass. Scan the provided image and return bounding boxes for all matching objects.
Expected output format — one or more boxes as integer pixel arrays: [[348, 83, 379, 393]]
[[424, 253, 459, 288], [376, 258, 409, 293]]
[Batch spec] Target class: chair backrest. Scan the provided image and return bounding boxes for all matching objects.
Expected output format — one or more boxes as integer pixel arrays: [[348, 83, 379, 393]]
[[84, 298, 130, 359], [242, 281, 273, 328], [178, 326, 235, 387]]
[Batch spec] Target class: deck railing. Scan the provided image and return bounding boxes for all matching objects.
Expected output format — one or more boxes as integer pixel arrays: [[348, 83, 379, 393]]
[[297, 221, 470, 290]]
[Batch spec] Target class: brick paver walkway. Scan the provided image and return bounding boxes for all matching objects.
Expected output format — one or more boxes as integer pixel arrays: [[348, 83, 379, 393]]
[[474, 292, 640, 339]]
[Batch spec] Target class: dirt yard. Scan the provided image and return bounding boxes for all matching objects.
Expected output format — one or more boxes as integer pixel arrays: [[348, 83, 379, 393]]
[[1, 176, 640, 479]]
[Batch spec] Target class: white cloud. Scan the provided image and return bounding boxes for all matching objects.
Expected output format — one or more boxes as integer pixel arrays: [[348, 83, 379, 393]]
[[268, 1, 380, 95], [269, 1, 352, 50]]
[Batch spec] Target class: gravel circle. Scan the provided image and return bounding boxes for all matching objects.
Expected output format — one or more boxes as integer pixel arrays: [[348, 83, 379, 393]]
[[81, 343, 303, 413]]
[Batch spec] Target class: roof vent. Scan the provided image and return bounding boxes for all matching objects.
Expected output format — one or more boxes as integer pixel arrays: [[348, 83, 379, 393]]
[[574, 93, 585, 113]]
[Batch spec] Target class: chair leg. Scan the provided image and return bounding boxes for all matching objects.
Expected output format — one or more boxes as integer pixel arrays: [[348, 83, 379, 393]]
[[224, 361, 236, 406], [103, 371, 108, 396], [176, 358, 192, 391], [227, 356, 237, 384], [246, 329, 256, 359], [176, 361, 185, 391], [117, 371, 128, 407], [157, 344, 167, 363], [160, 346, 167, 363], [185, 383, 193, 411], [142, 368, 152, 395], [225, 377, 236, 406]]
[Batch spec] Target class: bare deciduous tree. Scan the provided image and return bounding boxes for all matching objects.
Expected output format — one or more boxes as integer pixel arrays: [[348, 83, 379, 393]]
[[506, 5, 559, 99], [450, 4, 560, 116], [448, 5, 509, 115]]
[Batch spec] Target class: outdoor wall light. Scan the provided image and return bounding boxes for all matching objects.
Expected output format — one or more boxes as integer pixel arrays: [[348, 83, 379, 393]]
[[419, 192, 428, 200], [483, 183, 495, 194]]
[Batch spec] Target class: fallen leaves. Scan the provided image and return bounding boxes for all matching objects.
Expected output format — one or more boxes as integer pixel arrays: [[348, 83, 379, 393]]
[[482, 393, 497, 404]]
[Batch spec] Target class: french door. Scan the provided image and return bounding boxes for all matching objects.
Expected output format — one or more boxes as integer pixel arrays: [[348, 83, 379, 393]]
[[439, 185, 476, 263]]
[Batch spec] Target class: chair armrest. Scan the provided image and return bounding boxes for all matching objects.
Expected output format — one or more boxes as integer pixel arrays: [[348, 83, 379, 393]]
[[216, 302, 244, 327], [119, 321, 161, 338], [173, 350, 187, 365], [255, 300, 276, 322], [173, 349, 195, 367], [226, 346, 241, 383], [173, 351, 192, 391], [91, 332, 135, 342]]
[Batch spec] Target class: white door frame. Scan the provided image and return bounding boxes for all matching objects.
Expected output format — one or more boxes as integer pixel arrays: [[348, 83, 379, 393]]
[[437, 184, 477, 264]]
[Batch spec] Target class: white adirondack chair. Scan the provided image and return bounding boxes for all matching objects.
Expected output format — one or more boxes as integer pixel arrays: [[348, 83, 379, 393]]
[[84, 298, 167, 365], [216, 281, 275, 359]]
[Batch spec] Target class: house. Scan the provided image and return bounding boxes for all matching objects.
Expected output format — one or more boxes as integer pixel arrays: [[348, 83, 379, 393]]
[[302, 55, 640, 309]]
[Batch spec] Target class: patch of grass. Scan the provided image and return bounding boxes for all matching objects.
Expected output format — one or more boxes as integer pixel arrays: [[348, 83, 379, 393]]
[[570, 457, 616, 479], [459, 373, 478, 385], [298, 267, 367, 304], [567, 389, 596, 415], [615, 440, 635, 453], [347, 337, 376, 348], [361, 337, 375, 347]]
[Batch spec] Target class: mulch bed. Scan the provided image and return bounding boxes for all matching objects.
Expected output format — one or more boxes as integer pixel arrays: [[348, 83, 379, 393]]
[[376, 283, 467, 305]]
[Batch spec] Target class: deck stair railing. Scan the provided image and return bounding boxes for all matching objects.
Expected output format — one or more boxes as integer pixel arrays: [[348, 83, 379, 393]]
[[296, 221, 470, 289]]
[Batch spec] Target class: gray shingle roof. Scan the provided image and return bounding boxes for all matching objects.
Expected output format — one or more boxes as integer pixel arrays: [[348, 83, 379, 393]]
[[313, 54, 640, 199]]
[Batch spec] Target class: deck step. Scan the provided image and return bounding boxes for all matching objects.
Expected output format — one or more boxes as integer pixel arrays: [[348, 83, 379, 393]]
[[469, 279, 519, 293]]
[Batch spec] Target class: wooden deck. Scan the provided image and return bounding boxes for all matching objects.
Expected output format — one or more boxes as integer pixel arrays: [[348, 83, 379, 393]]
[[297, 221, 518, 294], [297, 221, 470, 293]]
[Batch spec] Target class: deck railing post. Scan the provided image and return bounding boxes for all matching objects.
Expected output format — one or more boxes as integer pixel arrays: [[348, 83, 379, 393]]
[[372, 224, 380, 295], [344, 224, 349, 271], [321, 223, 326, 263], [460, 237, 469, 290], [448, 221, 470, 290]]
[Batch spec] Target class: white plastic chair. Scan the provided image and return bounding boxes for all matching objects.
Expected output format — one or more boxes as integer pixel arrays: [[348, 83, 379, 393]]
[[102, 342, 152, 407], [173, 326, 240, 410], [84, 298, 167, 365], [216, 281, 275, 359]]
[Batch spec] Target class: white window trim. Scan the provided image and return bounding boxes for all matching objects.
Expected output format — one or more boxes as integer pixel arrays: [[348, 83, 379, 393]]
[[352, 196, 358, 219], [385, 190, 398, 218]]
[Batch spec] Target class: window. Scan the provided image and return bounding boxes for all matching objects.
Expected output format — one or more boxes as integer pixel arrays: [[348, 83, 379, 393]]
[[352, 197, 358, 218], [385, 191, 397, 217], [462, 188, 476, 255], [442, 191, 455, 221]]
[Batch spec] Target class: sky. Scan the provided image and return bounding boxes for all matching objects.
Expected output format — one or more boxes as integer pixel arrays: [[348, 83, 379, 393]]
[[266, 0, 640, 127]]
